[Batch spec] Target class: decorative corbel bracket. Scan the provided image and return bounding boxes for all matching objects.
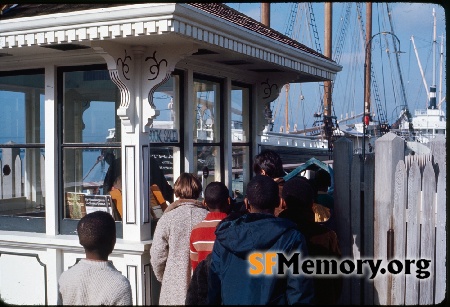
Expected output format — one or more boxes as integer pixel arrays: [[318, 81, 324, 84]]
[[258, 75, 292, 132], [141, 44, 198, 131], [92, 41, 135, 133]]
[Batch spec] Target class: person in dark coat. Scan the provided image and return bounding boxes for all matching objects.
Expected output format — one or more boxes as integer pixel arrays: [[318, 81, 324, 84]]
[[185, 253, 212, 305], [207, 175, 314, 305], [279, 176, 343, 305]]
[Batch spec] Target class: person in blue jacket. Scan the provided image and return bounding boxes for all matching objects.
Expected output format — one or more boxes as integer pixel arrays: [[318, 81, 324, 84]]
[[207, 175, 314, 305]]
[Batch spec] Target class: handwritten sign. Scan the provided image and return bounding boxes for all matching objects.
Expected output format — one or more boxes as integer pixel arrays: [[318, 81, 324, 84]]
[[149, 128, 178, 143]]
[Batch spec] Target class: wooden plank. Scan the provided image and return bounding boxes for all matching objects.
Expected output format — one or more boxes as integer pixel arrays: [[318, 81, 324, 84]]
[[391, 160, 407, 305], [429, 136, 446, 304], [373, 133, 405, 305], [350, 156, 361, 305], [333, 137, 352, 305], [363, 154, 375, 305], [419, 162, 435, 304], [405, 161, 421, 305]]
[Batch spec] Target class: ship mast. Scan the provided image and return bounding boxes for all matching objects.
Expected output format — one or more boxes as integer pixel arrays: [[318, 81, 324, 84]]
[[438, 34, 445, 109], [285, 84, 290, 132], [323, 2, 333, 142], [364, 2, 372, 124], [429, 8, 437, 109]]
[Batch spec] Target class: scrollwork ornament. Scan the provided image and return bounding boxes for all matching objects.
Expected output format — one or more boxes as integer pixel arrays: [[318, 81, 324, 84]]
[[261, 79, 278, 99], [116, 49, 132, 81], [145, 51, 168, 81]]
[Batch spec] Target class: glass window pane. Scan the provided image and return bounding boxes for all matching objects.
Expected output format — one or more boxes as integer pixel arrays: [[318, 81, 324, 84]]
[[0, 74, 45, 144], [231, 85, 250, 143], [194, 145, 221, 195], [63, 147, 121, 219], [63, 70, 121, 144], [0, 148, 45, 217], [152, 75, 180, 130], [149, 146, 178, 217], [231, 146, 250, 202], [193, 79, 220, 143]]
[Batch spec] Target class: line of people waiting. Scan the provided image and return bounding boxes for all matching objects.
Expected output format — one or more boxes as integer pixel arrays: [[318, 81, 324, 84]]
[[57, 149, 342, 305], [151, 149, 342, 305]]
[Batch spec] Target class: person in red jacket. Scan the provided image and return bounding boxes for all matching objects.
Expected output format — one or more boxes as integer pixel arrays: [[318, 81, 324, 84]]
[[189, 181, 230, 272]]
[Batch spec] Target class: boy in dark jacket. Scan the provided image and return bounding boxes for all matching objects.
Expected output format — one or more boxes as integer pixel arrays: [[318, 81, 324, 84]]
[[207, 175, 314, 305]]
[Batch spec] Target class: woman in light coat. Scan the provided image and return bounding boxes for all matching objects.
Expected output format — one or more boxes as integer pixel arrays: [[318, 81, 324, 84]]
[[150, 173, 208, 305]]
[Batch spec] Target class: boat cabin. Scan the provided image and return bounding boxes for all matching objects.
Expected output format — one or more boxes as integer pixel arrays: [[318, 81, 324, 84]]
[[0, 3, 341, 305]]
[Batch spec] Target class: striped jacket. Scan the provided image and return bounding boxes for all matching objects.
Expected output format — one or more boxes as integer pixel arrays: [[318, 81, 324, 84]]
[[189, 211, 228, 271]]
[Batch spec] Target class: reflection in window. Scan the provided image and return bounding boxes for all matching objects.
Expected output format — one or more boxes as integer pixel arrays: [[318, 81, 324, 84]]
[[0, 71, 45, 221], [61, 67, 121, 221], [194, 145, 221, 194], [193, 78, 220, 143], [231, 83, 251, 199], [151, 75, 180, 131], [148, 73, 183, 219]]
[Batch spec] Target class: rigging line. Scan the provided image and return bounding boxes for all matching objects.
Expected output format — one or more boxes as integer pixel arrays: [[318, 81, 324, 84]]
[[386, 3, 410, 125], [377, 3, 391, 120], [375, 3, 389, 125], [340, 12, 356, 116], [300, 3, 323, 116], [331, 2, 352, 117]]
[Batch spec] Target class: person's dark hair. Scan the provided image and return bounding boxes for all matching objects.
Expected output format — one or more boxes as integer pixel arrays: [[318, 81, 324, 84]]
[[77, 211, 116, 258], [173, 173, 202, 199], [253, 149, 285, 178], [314, 169, 331, 190], [246, 175, 279, 211], [282, 176, 315, 209], [204, 182, 229, 210]]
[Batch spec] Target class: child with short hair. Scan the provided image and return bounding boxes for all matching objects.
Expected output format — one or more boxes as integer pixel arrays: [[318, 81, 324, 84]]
[[58, 211, 132, 305], [208, 175, 313, 305], [189, 181, 230, 271], [185, 181, 230, 305]]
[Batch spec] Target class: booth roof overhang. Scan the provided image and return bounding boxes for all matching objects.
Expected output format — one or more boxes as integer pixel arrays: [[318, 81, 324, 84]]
[[0, 3, 342, 83]]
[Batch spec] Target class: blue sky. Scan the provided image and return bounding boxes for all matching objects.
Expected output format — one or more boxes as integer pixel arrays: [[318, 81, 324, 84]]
[[225, 3, 446, 131]]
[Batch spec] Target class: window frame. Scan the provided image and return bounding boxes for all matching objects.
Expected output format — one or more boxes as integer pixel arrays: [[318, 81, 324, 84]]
[[57, 64, 123, 236], [192, 73, 225, 184], [149, 69, 185, 189], [0, 69, 46, 232], [230, 81, 253, 197]]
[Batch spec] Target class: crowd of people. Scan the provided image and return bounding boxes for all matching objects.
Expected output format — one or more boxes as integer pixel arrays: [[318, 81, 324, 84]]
[[57, 149, 342, 305]]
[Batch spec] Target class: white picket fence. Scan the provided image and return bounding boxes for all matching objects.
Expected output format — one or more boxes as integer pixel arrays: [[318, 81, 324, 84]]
[[333, 133, 446, 305]]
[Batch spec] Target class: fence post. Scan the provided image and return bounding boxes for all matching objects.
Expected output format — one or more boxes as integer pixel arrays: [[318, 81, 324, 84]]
[[429, 136, 446, 304], [374, 132, 404, 305], [333, 136, 352, 304], [363, 153, 375, 305]]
